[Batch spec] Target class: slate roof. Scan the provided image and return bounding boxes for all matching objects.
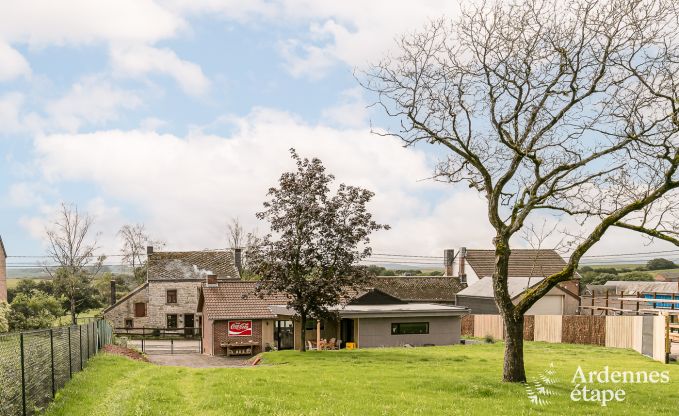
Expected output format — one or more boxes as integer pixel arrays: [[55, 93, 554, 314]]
[[465, 249, 567, 278], [147, 250, 239, 281], [198, 281, 290, 320], [369, 276, 463, 302], [457, 276, 545, 299]]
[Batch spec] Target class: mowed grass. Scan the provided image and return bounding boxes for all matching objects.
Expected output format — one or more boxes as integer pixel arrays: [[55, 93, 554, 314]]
[[43, 342, 679, 416]]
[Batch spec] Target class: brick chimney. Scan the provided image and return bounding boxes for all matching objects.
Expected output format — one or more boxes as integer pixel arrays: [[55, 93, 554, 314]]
[[444, 249, 455, 276], [458, 247, 467, 283], [0, 236, 6, 303], [206, 273, 218, 286], [234, 248, 242, 275], [110, 279, 117, 306]]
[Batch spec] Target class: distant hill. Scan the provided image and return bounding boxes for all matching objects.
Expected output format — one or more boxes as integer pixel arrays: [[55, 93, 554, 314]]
[[7, 264, 133, 279]]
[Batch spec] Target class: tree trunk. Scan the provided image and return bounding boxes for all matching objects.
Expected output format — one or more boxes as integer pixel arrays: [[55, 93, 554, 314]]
[[299, 314, 307, 352], [70, 297, 77, 326], [503, 313, 526, 382]]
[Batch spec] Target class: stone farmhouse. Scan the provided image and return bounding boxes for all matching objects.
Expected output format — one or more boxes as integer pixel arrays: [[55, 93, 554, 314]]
[[103, 247, 242, 332]]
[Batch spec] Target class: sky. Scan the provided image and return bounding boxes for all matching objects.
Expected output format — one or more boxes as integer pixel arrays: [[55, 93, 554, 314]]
[[1, 0, 676, 266]]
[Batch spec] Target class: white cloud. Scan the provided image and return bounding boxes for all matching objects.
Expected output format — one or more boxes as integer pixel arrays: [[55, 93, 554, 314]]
[[163, 0, 461, 78], [0, 92, 25, 133], [46, 76, 142, 132], [320, 87, 369, 128], [111, 45, 210, 95], [0, 1, 182, 46], [30, 108, 493, 254], [0, 42, 30, 81]]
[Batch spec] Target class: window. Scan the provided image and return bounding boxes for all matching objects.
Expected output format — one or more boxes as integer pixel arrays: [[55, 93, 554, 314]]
[[166, 289, 177, 304], [125, 319, 133, 329], [305, 321, 324, 331], [391, 322, 429, 335], [167, 314, 178, 329], [134, 302, 146, 317]]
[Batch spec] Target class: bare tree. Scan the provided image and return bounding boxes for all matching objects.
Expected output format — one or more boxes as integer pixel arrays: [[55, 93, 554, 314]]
[[363, 0, 679, 381], [118, 223, 164, 284], [226, 217, 245, 249], [45, 203, 104, 325]]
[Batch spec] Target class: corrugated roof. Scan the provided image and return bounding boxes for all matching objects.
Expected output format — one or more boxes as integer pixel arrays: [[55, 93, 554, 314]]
[[465, 249, 566, 278], [369, 276, 463, 302], [147, 250, 239, 281], [199, 281, 290, 320], [604, 281, 679, 294], [457, 276, 546, 299]]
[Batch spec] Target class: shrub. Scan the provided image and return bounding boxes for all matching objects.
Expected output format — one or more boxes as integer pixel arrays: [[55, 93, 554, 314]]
[[647, 258, 677, 270], [484, 334, 495, 344]]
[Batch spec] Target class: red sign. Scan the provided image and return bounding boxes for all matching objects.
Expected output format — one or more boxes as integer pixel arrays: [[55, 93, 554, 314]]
[[228, 320, 252, 336]]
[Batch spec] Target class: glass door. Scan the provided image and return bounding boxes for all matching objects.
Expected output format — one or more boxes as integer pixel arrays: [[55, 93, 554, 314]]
[[275, 320, 294, 350]]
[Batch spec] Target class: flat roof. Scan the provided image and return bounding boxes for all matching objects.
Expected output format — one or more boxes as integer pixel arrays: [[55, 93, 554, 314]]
[[268, 303, 469, 319]]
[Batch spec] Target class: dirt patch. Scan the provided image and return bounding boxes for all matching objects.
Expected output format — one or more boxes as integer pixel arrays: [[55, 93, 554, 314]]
[[102, 344, 149, 362]]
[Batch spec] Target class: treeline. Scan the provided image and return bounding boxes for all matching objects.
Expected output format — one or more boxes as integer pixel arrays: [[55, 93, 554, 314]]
[[366, 265, 443, 277], [577, 257, 678, 287], [3, 272, 140, 331]]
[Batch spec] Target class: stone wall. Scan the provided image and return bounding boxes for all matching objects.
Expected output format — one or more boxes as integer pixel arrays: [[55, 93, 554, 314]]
[[104, 280, 203, 329], [147, 280, 202, 328], [212, 319, 263, 356], [103, 284, 150, 329]]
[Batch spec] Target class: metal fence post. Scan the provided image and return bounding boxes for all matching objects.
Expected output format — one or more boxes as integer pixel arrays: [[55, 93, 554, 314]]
[[79, 324, 83, 370], [171, 338, 174, 354], [50, 329, 56, 398], [87, 323, 90, 359], [68, 326, 72, 379], [20, 333, 26, 416]]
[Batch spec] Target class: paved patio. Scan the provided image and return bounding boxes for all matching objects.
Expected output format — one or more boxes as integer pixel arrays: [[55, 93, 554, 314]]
[[145, 353, 251, 368]]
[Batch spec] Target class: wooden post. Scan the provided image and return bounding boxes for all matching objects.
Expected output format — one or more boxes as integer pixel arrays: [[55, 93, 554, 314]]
[[605, 291, 609, 316], [316, 320, 321, 350], [636, 291, 640, 315], [591, 295, 594, 316], [620, 292, 624, 315], [653, 292, 657, 310]]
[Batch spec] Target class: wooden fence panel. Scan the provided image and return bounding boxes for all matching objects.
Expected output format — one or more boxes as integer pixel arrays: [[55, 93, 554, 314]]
[[605, 316, 638, 349], [473, 315, 504, 340], [652, 315, 668, 363], [523, 315, 534, 341], [461, 315, 474, 337], [534, 315, 562, 343], [562, 315, 605, 345]]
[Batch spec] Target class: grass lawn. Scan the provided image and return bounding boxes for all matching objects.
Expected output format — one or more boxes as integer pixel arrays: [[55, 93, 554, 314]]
[[43, 342, 678, 416], [52, 309, 102, 326]]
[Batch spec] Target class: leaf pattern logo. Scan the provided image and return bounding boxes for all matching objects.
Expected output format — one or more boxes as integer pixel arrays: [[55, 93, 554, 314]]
[[525, 363, 559, 406]]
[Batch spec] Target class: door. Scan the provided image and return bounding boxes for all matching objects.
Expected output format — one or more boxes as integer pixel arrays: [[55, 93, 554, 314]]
[[184, 314, 195, 336], [275, 321, 294, 350], [526, 295, 564, 315], [340, 319, 354, 348]]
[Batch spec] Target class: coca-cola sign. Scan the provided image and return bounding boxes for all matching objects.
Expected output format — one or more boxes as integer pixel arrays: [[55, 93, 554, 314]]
[[228, 320, 252, 336]]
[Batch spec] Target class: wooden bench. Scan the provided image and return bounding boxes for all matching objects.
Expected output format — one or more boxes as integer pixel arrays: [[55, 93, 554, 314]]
[[221, 341, 258, 356]]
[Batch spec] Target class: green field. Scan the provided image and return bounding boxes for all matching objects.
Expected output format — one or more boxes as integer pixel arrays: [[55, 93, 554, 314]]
[[44, 342, 678, 415]]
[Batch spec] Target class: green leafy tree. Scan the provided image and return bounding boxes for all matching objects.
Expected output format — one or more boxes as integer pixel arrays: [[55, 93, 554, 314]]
[[248, 149, 388, 351], [647, 258, 677, 270], [8, 291, 64, 331], [0, 302, 10, 332], [7, 279, 55, 303]]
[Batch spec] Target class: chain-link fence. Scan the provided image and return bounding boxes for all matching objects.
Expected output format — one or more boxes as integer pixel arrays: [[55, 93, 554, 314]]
[[0, 319, 113, 416]]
